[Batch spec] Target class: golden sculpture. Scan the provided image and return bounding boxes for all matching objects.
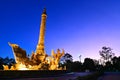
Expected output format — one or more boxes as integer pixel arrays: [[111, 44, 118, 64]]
[[3, 8, 65, 70]]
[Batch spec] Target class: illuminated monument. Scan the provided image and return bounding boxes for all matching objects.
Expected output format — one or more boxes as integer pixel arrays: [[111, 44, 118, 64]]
[[36, 8, 46, 55], [3, 8, 65, 70]]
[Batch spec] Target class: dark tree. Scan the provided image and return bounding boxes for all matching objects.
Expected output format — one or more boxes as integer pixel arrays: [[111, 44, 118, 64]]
[[93, 59, 104, 71], [3, 57, 15, 65], [83, 58, 95, 71], [62, 53, 73, 63], [112, 56, 120, 71], [93, 59, 99, 66], [71, 61, 82, 72], [0, 57, 3, 70], [0, 57, 15, 69], [3, 57, 9, 65], [104, 61, 112, 71], [99, 46, 115, 63], [61, 53, 73, 71]]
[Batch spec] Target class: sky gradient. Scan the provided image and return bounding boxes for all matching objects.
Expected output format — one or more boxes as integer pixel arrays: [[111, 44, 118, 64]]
[[0, 0, 120, 61]]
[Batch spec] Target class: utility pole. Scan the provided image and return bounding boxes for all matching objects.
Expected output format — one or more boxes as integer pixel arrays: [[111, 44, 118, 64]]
[[79, 55, 81, 62]]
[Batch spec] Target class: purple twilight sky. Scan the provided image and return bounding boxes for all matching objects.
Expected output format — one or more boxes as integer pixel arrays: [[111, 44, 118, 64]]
[[0, 0, 120, 61]]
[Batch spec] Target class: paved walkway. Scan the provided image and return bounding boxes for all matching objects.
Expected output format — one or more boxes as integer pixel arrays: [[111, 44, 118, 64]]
[[13, 72, 91, 80], [98, 72, 120, 80]]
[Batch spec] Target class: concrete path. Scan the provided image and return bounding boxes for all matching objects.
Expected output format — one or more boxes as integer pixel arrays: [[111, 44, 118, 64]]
[[98, 72, 120, 80], [13, 72, 91, 80]]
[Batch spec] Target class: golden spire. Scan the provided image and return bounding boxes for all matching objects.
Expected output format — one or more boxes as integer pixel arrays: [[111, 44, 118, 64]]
[[36, 8, 47, 55]]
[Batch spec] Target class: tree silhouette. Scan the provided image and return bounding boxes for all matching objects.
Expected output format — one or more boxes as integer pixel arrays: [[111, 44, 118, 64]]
[[0, 57, 3, 70], [62, 53, 73, 63], [99, 46, 115, 63], [105, 61, 112, 71], [71, 61, 82, 72], [83, 58, 95, 71], [112, 56, 120, 71], [0, 57, 15, 70], [3, 57, 15, 65], [61, 53, 73, 71]]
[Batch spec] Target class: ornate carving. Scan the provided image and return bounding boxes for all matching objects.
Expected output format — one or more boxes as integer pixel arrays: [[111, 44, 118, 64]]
[[3, 9, 65, 70], [3, 43, 65, 70]]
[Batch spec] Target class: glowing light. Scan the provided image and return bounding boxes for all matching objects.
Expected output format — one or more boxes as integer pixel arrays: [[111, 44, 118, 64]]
[[17, 63, 29, 70], [19, 67, 28, 70]]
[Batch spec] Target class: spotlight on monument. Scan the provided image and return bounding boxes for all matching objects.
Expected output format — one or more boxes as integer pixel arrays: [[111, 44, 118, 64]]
[[3, 8, 66, 71]]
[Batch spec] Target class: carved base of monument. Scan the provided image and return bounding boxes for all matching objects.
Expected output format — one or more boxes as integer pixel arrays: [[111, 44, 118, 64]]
[[0, 70, 69, 79], [4, 43, 65, 70]]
